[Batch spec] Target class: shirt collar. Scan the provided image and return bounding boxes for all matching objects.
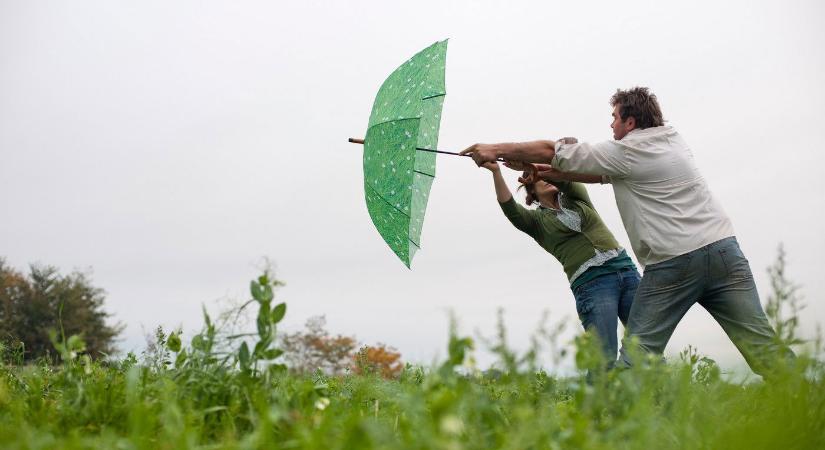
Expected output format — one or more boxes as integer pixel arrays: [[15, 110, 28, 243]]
[[622, 124, 674, 141], [538, 192, 564, 211]]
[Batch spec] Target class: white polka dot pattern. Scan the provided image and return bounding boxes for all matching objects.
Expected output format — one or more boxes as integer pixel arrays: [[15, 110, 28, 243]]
[[362, 40, 448, 268]]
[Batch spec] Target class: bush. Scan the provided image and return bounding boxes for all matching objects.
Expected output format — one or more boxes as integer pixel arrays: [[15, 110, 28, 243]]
[[353, 344, 403, 379], [281, 316, 358, 375], [0, 259, 123, 361]]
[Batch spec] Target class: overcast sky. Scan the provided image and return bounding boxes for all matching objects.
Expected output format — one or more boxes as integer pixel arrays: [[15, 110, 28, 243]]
[[2, 0, 823, 374]]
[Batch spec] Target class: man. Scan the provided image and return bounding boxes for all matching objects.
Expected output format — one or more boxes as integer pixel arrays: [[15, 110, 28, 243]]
[[460, 87, 792, 377]]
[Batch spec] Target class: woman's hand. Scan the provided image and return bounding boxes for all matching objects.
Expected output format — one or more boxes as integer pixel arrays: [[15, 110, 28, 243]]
[[503, 160, 527, 171], [537, 166, 568, 182], [505, 160, 552, 172], [480, 161, 500, 172]]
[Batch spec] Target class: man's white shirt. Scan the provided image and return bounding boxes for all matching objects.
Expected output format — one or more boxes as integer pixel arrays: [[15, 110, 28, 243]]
[[552, 125, 735, 267]]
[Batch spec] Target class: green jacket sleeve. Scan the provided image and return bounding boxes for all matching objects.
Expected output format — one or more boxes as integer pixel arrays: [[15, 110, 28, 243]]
[[498, 197, 539, 238]]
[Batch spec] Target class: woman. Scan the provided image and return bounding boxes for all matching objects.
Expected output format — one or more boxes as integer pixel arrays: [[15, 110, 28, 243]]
[[479, 160, 640, 366]]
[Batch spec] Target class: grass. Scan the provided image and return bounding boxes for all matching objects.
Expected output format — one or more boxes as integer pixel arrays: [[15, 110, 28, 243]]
[[0, 264, 823, 450]]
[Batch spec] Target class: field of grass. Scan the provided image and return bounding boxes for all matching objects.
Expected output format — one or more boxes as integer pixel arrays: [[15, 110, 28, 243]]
[[1, 272, 823, 450]]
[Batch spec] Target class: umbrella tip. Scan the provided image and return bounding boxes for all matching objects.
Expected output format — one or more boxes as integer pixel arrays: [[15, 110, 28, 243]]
[[348, 138, 365, 145]]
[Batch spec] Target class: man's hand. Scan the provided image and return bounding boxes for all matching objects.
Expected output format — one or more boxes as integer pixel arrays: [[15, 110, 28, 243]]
[[536, 163, 603, 184], [513, 162, 557, 182], [536, 166, 568, 182], [460, 143, 499, 166]]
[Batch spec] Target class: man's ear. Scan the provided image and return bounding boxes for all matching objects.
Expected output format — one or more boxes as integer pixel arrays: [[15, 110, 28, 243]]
[[626, 116, 636, 131]]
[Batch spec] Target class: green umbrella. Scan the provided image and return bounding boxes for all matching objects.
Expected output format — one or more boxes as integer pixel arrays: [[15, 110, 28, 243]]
[[349, 40, 449, 268]]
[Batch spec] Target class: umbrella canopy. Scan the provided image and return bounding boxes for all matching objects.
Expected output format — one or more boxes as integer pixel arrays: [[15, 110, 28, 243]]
[[361, 40, 448, 267]]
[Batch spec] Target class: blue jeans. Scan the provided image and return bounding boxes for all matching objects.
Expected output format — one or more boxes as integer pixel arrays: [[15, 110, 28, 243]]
[[618, 237, 792, 376], [572, 268, 640, 365]]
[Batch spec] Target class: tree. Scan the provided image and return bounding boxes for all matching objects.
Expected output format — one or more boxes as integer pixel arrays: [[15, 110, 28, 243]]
[[0, 258, 123, 362], [353, 344, 403, 379], [280, 316, 357, 375]]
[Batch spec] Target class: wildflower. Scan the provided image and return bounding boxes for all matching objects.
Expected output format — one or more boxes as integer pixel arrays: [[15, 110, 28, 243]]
[[440, 415, 464, 435], [315, 397, 330, 411]]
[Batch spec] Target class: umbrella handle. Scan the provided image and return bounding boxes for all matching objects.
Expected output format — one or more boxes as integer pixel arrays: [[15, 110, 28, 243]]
[[348, 138, 505, 162]]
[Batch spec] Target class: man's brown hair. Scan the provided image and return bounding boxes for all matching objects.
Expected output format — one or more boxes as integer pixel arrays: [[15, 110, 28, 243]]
[[610, 87, 665, 129]]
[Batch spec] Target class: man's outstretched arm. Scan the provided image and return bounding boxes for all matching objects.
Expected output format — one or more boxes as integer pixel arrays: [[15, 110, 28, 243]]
[[459, 140, 557, 166], [538, 165, 606, 184], [551, 141, 630, 177], [504, 161, 605, 184]]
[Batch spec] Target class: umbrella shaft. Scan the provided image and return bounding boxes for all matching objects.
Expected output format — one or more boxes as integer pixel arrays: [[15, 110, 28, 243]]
[[347, 138, 504, 162], [416, 147, 505, 162]]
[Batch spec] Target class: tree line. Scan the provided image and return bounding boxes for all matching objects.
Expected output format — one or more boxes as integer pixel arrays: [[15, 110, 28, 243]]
[[0, 258, 403, 376], [0, 258, 122, 362]]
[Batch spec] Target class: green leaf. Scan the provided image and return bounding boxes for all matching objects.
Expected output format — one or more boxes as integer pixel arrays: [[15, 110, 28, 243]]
[[167, 332, 182, 353], [258, 301, 271, 318], [447, 336, 473, 366], [254, 340, 271, 358], [175, 349, 187, 367], [269, 363, 287, 374], [192, 334, 205, 351], [264, 348, 283, 360], [202, 305, 212, 328], [271, 303, 287, 324], [202, 406, 227, 414], [238, 342, 250, 370], [257, 314, 270, 340], [250, 281, 274, 303]]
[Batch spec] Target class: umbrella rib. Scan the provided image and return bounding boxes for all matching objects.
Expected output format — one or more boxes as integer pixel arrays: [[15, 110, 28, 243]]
[[365, 183, 411, 218], [367, 94, 445, 129], [367, 117, 420, 130], [367, 182, 425, 249]]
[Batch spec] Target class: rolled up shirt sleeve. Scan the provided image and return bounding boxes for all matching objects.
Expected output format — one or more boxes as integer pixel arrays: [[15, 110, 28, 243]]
[[552, 141, 631, 178]]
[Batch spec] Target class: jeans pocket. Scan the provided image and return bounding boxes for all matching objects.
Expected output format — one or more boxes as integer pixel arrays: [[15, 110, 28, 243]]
[[574, 290, 594, 318], [719, 243, 753, 280], [572, 278, 592, 298], [640, 254, 693, 293], [622, 268, 642, 285]]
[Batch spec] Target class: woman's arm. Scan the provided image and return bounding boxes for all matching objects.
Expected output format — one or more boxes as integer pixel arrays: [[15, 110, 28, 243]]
[[480, 162, 538, 236], [482, 162, 513, 203]]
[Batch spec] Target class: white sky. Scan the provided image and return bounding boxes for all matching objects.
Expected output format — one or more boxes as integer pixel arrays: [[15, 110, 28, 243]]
[[2, 0, 824, 374]]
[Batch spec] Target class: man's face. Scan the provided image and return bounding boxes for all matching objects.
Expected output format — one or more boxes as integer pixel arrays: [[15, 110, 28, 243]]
[[610, 105, 635, 140]]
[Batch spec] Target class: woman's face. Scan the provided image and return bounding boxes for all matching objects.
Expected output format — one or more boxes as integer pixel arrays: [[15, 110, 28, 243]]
[[533, 180, 559, 199]]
